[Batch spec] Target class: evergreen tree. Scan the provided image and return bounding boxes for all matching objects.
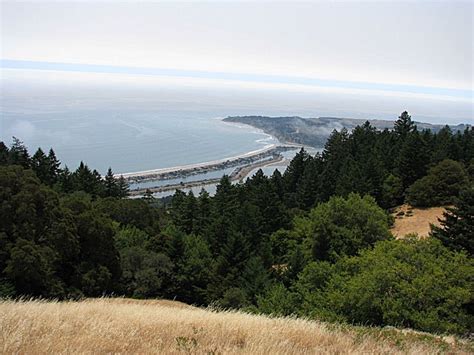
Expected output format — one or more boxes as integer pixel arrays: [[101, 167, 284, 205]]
[[430, 126, 453, 163], [396, 130, 429, 190], [104, 167, 118, 197], [270, 168, 285, 199], [9, 137, 30, 168], [31, 148, 50, 184], [47, 148, 61, 185], [194, 189, 211, 235], [117, 175, 129, 198], [283, 148, 310, 203], [319, 129, 350, 200], [394, 111, 416, 140], [58, 166, 74, 193], [431, 187, 474, 256], [0, 142, 9, 165]]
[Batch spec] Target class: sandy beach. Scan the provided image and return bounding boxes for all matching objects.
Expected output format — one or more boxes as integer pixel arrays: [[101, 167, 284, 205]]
[[120, 143, 278, 179]]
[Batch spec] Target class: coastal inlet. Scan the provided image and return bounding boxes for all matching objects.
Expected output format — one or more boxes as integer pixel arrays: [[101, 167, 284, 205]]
[[125, 145, 300, 197]]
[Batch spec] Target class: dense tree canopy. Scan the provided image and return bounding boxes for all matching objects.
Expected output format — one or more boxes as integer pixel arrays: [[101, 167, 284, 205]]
[[0, 111, 472, 335]]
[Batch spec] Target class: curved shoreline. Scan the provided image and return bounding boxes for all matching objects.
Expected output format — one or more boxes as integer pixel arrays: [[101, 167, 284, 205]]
[[120, 118, 302, 180], [129, 154, 286, 196], [122, 144, 301, 183], [121, 144, 276, 178]]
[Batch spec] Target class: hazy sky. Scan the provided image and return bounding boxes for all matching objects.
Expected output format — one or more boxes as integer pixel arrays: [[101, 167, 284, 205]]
[[1, 0, 473, 94]]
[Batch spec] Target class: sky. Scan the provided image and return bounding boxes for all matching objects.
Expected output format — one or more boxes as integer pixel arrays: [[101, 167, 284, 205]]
[[0, 0, 473, 118]]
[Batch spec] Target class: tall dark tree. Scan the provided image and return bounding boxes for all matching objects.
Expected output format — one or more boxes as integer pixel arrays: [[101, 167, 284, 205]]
[[431, 187, 474, 256], [9, 137, 30, 168], [47, 148, 61, 185], [31, 148, 50, 183], [0, 166, 79, 297], [0, 142, 9, 165], [194, 189, 211, 236], [58, 166, 74, 193], [394, 111, 416, 140], [117, 175, 130, 198], [104, 167, 118, 197], [396, 130, 429, 190]]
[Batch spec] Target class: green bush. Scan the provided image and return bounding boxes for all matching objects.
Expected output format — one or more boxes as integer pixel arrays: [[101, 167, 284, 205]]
[[293, 193, 392, 262], [295, 237, 474, 335], [406, 159, 469, 207]]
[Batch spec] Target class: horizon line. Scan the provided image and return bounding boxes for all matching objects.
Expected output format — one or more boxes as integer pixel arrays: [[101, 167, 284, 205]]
[[1, 59, 472, 100]]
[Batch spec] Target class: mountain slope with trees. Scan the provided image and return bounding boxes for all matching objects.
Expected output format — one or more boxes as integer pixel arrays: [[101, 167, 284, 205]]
[[0, 111, 473, 336]]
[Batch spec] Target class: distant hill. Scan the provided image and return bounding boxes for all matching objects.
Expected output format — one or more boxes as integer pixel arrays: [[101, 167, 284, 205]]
[[223, 115, 469, 147]]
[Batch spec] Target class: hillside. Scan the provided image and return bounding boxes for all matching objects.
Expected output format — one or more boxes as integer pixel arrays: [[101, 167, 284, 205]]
[[223, 115, 468, 147], [1, 298, 471, 354], [391, 204, 446, 238]]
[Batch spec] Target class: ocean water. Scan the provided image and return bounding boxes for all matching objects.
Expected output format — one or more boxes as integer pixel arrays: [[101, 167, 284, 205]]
[[2, 69, 471, 178], [1, 78, 280, 175]]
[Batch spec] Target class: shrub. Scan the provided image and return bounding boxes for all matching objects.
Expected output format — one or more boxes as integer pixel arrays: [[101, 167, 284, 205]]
[[294, 193, 392, 262], [406, 159, 469, 207], [296, 237, 474, 335]]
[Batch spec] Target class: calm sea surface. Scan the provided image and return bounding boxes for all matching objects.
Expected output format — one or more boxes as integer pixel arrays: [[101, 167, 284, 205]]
[[1, 86, 279, 175], [3, 69, 470, 178]]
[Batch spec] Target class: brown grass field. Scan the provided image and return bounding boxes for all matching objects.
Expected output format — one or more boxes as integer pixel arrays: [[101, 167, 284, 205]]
[[1, 298, 472, 354], [391, 204, 447, 238]]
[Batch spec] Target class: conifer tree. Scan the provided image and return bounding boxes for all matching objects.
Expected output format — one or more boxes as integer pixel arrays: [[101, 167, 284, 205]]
[[47, 148, 61, 184], [0, 142, 9, 165], [104, 167, 118, 197], [394, 111, 416, 140], [31, 148, 50, 183], [431, 187, 474, 256], [58, 166, 74, 193], [9, 137, 30, 168], [117, 175, 130, 198], [396, 130, 429, 190], [195, 189, 211, 235]]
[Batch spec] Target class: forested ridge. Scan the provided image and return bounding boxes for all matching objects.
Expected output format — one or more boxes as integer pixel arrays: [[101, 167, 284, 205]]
[[1, 112, 473, 335]]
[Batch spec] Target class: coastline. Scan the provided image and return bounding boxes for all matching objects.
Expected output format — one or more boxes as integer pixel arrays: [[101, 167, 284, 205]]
[[121, 119, 302, 179], [122, 144, 301, 183], [124, 118, 305, 196], [121, 144, 276, 179], [128, 153, 285, 196]]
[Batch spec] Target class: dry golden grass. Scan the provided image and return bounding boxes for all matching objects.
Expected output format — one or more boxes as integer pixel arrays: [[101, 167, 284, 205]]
[[391, 204, 447, 238], [1, 298, 471, 354]]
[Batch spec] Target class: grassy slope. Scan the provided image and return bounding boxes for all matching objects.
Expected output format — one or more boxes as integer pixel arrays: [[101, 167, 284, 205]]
[[1, 298, 471, 354], [391, 204, 446, 238]]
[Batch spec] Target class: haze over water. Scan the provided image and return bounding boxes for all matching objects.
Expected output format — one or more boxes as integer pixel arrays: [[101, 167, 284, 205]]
[[1, 68, 472, 175]]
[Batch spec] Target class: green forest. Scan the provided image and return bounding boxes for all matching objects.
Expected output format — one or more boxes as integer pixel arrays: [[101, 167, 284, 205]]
[[1, 112, 473, 335]]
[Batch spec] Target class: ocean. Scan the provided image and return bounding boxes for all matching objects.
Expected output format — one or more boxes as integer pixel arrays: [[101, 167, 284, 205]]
[[2, 69, 471, 181], [1, 73, 283, 175]]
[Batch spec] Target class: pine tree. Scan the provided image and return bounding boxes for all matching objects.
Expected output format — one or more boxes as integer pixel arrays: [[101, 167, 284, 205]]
[[396, 130, 429, 190], [431, 187, 474, 256], [195, 189, 211, 235], [104, 167, 118, 197], [47, 148, 61, 185], [31, 148, 50, 183], [0, 142, 9, 165], [58, 166, 74, 193], [283, 148, 310, 194], [394, 111, 416, 140], [72, 162, 104, 196], [117, 175, 130, 198], [9, 137, 30, 168]]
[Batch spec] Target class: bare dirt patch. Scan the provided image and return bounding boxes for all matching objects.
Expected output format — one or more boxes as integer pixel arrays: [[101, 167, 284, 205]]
[[391, 204, 447, 238]]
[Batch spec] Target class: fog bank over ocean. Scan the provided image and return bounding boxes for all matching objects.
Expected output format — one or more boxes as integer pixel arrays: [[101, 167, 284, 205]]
[[1, 69, 472, 175]]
